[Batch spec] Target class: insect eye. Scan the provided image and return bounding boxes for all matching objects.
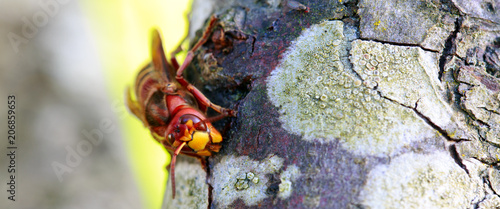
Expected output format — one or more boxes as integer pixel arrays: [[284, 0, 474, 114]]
[[168, 134, 174, 141], [195, 122, 207, 131], [180, 114, 202, 125], [175, 129, 180, 133]]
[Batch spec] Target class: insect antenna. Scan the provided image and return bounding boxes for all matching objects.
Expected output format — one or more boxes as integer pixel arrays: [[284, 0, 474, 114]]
[[170, 141, 187, 199]]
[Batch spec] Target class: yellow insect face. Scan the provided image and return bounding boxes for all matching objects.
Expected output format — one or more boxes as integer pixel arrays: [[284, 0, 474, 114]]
[[188, 131, 210, 151], [176, 115, 222, 154], [209, 126, 222, 143]]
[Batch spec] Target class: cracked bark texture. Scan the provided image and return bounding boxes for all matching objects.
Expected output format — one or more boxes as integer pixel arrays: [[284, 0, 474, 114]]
[[163, 0, 500, 208]]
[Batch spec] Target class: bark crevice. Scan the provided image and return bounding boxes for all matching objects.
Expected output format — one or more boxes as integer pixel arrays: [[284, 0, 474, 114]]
[[439, 16, 463, 81]]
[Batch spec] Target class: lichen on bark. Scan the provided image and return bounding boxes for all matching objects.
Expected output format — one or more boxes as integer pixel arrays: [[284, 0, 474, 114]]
[[164, 0, 500, 208]]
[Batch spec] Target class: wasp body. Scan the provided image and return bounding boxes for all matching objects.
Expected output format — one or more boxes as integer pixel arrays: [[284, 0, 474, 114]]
[[126, 16, 235, 198]]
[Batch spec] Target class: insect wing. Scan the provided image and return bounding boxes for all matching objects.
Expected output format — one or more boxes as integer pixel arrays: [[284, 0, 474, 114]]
[[151, 29, 176, 83]]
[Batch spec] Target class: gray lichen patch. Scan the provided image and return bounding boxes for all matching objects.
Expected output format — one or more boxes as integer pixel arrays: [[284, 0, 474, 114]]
[[456, 66, 500, 145], [350, 40, 439, 107], [278, 165, 301, 199], [461, 84, 500, 123], [358, 0, 456, 52], [489, 167, 500, 195], [478, 195, 500, 209], [234, 172, 259, 190], [452, 0, 500, 24], [455, 136, 500, 166], [350, 40, 455, 129], [267, 20, 436, 156], [210, 155, 284, 208], [162, 157, 209, 209], [455, 17, 500, 59], [359, 152, 484, 209]]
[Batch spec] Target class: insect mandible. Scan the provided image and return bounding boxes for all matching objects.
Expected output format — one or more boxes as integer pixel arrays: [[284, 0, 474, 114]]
[[126, 15, 236, 199]]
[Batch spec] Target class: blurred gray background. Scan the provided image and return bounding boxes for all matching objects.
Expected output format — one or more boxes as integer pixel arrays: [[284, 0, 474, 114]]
[[0, 0, 142, 208]]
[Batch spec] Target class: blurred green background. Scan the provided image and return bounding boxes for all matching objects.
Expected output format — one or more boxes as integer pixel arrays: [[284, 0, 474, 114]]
[[81, 0, 192, 208]]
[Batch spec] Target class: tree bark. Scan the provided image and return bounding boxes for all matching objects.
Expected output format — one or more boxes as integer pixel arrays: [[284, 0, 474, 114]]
[[164, 0, 500, 208]]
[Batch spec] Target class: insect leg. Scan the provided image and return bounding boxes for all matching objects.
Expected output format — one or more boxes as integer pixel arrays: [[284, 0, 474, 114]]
[[175, 15, 218, 86], [174, 15, 236, 116], [170, 45, 183, 70], [125, 86, 146, 124], [184, 84, 237, 117], [204, 114, 229, 123]]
